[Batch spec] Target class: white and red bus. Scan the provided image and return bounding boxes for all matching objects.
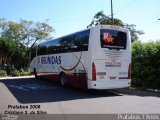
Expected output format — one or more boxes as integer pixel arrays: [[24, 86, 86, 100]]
[[30, 25, 131, 89]]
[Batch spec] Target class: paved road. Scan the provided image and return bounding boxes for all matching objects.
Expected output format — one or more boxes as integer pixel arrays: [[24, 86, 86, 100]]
[[0, 77, 160, 114]]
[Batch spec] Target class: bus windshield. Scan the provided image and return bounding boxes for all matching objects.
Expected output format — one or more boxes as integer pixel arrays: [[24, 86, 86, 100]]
[[100, 29, 127, 50]]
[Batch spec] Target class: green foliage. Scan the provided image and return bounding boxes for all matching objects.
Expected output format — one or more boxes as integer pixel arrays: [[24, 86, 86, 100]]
[[0, 37, 28, 69], [0, 70, 7, 77], [11, 69, 20, 77], [0, 19, 54, 48], [0, 68, 30, 77], [10, 69, 30, 77], [19, 69, 30, 76], [0, 18, 54, 69], [132, 41, 160, 90], [124, 24, 144, 42], [87, 11, 123, 27], [88, 11, 144, 42]]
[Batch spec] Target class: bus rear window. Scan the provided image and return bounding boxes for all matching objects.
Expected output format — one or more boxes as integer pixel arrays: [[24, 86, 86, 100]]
[[100, 29, 127, 49]]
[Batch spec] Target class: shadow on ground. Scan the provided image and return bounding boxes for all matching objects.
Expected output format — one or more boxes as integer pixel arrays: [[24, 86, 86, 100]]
[[110, 88, 160, 98], [0, 78, 119, 104]]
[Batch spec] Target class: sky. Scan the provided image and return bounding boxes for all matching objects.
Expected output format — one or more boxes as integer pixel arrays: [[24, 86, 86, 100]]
[[0, 0, 160, 42]]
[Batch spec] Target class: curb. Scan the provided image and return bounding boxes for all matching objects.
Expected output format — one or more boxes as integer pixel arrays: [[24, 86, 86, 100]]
[[0, 75, 35, 80]]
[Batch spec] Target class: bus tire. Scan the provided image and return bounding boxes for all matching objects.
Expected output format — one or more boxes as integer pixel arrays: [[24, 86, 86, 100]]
[[60, 73, 66, 87], [34, 68, 38, 79]]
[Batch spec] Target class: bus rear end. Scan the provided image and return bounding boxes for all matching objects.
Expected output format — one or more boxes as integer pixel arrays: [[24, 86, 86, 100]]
[[88, 25, 131, 89]]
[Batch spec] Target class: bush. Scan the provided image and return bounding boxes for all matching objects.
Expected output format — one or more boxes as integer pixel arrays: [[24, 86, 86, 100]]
[[132, 41, 160, 90], [0, 70, 7, 77], [11, 70, 20, 77], [19, 69, 30, 76]]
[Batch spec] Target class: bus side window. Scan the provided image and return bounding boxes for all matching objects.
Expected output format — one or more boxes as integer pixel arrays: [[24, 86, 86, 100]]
[[48, 45, 54, 54], [31, 47, 37, 61], [67, 34, 78, 52], [59, 35, 78, 53], [78, 30, 90, 51], [60, 37, 68, 53], [46, 39, 61, 54], [37, 45, 47, 55]]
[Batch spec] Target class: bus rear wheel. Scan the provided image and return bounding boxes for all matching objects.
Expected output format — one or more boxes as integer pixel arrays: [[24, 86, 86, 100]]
[[60, 73, 67, 87]]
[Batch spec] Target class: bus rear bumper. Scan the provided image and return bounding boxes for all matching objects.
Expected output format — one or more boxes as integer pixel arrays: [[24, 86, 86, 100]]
[[87, 79, 131, 90]]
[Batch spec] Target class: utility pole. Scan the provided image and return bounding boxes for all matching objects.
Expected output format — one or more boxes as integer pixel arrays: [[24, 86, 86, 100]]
[[111, 0, 114, 25]]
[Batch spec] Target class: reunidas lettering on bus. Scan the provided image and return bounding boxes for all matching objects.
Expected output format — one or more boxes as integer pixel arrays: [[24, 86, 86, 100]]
[[41, 56, 61, 65]]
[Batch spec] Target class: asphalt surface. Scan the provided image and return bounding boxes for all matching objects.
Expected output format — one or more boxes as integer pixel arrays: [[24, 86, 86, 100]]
[[0, 77, 160, 114]]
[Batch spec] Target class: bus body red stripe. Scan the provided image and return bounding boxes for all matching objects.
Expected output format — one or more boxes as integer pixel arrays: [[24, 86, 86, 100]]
[[37, 72, 88, 89]]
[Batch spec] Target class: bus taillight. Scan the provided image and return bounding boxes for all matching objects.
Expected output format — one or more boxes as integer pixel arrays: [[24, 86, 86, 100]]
[[128, 64, 131, 79], [92, 62, 96, 81]]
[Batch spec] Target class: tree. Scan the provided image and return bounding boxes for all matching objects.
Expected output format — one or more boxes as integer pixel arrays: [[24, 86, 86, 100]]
[[0, 18, 54, 69], [0, 19, 54, 51], [0, 37, 27, 69], [87, 11, 144, 42], [19, 19, 54, 50], [124, 23, 144, 41]]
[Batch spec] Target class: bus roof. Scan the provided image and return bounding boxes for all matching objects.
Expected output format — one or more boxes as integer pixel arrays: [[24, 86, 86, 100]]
[[38, 25, 128, 46]]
